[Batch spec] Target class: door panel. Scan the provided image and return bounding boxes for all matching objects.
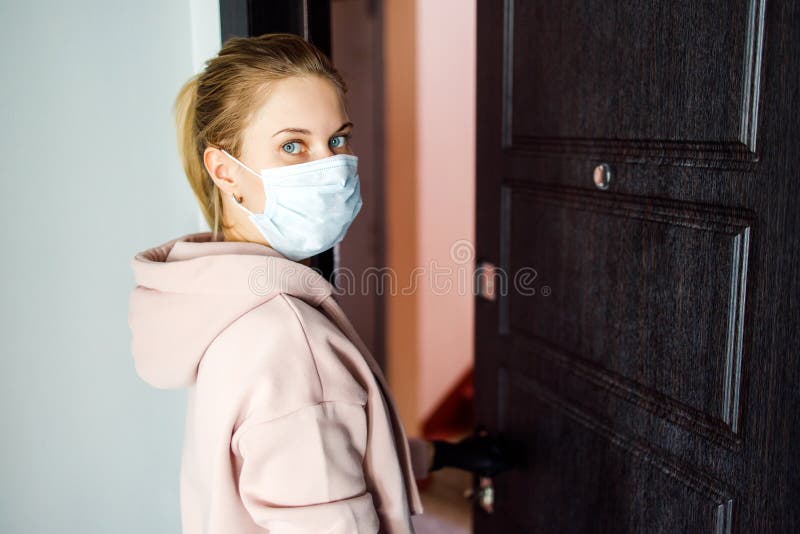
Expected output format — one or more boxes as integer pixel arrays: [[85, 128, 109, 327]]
[[475, 0, 799, 532], [506, 0, 764, 167], [510, 1, 763, 151], [505, 184, 751, 435], [503, 371, 731, 533]]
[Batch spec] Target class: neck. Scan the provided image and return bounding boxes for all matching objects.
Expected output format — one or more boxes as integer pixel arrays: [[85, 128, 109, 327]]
[[219, 227, 317, 267]]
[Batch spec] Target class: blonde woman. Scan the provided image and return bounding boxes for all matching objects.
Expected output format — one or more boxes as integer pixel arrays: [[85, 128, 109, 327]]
[[127, 33, 511, 534]]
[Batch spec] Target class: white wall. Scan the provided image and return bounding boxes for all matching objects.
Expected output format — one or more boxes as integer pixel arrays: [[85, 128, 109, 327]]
[[0, 1, 218, 532]]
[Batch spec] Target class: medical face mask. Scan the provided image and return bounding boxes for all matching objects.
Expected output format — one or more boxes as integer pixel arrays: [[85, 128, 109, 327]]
[[221, 149, 363, 261]]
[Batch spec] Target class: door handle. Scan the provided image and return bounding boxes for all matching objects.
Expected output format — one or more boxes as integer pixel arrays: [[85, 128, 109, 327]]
[[458, 424, 519, 515], [464, 474, 495, 514]]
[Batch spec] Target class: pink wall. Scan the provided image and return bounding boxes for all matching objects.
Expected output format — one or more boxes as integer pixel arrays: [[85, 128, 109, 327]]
[[416, 0, 476, 423], [385, 0, 476, 433]]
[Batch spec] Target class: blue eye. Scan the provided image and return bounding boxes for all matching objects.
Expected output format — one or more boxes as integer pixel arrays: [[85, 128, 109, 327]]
[[329, 135, 348, 149], [282, 141, 302, 154]]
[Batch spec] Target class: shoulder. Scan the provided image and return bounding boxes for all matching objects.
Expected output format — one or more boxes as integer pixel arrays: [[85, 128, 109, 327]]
[[277, 295, 369, 405], [203, 293, 367, 424], [206, 294, 315, 374], [199, 294, 321, 420]]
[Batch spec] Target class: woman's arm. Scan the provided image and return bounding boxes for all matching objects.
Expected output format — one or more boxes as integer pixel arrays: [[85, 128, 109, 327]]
[[409, 431, 518, 478], [234, 401, 379, 533], [407, 437, 436, 480]]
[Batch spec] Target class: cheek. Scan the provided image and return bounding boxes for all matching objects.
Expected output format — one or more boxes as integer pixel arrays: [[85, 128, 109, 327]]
[[258, 151, 287, 170], [240, 174, 267, 213]]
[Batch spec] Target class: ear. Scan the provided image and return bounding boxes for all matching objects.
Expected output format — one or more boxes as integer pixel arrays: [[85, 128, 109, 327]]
[[203, 146, 239, 197]]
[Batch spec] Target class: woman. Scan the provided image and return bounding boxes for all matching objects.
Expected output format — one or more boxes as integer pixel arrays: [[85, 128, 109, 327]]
[[128, 33, 510, 534]]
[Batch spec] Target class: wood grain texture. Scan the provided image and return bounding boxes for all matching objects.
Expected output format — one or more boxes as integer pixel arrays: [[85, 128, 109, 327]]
[[475, 0, 800, 532]]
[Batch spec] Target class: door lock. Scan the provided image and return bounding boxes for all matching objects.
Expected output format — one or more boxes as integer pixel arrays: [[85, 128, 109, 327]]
[[593, 162, 613, 189]]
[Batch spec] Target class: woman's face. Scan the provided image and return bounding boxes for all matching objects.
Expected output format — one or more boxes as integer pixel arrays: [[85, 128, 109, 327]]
[[204, 74, 354, 255]]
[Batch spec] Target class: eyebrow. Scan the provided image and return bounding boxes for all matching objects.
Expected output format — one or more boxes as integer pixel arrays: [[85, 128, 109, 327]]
[[272, 121, 354, 137]]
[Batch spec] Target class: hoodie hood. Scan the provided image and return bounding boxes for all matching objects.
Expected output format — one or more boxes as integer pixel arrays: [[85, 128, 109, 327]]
[[128, 231, 334, 389]]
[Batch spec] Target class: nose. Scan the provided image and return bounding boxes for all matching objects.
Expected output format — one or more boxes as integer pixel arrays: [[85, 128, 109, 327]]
[[310, 140, 338, 160]]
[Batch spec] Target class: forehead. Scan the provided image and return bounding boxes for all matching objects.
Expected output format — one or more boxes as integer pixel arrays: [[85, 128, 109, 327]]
[[247, 75, 348, 137]]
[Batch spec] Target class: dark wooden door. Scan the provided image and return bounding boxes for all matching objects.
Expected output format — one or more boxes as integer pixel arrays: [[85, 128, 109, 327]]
[[474, 1, 800, 532]]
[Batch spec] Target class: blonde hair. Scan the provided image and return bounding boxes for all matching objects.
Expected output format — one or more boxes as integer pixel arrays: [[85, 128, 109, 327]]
[[173, 33, 348, 240]]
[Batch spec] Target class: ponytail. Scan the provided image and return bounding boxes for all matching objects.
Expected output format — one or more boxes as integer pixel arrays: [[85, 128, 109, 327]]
[[173, 73, 224, 241]]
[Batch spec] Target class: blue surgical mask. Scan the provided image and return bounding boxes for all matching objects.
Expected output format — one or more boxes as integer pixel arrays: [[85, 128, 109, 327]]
[[221, 149, 363, 261]]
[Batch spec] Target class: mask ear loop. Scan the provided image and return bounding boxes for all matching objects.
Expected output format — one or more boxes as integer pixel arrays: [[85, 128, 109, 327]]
[[220, 148, 259, 216], [220, 148, 261, 177]]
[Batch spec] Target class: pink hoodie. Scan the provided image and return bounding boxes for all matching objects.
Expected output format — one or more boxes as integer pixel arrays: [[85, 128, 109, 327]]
[[128, 231, 426, 533]]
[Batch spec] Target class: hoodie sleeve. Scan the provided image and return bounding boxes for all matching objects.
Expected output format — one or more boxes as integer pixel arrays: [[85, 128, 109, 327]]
[[407, 437, 434, 480], [233, 400, 380, 533]]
